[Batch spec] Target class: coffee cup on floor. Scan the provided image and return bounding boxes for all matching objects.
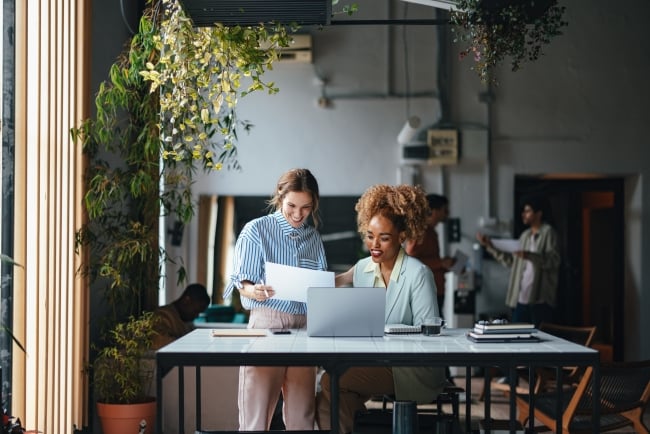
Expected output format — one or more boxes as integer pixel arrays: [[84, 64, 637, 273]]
[[421, 317, 445, 336]]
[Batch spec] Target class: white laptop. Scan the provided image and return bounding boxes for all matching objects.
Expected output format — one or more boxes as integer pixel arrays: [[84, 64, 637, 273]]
[[306, 287, 386, 337]]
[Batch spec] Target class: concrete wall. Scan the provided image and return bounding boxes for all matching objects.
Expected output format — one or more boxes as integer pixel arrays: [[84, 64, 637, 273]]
[[179, 0, 650, 360], [89, 1, 649, 362]]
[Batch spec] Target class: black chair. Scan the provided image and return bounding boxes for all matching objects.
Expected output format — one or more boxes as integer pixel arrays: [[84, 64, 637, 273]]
[[516, 359, 650, 434]]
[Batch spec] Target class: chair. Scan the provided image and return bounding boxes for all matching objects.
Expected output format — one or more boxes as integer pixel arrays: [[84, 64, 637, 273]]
[[489, 323, 597, 397], [531, 323, 597, 394], [516, 359, 650, 434]]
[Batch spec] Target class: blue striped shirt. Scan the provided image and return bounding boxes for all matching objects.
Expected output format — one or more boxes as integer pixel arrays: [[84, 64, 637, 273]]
[[224, 210, 328, 315]]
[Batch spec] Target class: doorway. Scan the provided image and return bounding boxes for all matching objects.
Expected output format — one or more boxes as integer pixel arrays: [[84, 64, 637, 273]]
[[514, 175, 624, 361]]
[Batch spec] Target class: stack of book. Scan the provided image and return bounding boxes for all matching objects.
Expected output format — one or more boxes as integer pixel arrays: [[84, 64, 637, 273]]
[[467, 321, 539, 343]]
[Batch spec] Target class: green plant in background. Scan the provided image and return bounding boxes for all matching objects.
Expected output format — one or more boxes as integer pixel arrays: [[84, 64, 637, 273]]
[[71, 0, 294, 322], [450, 0, 567, 82], [141, 0, 293, 174], [93, 312, 157, 404]]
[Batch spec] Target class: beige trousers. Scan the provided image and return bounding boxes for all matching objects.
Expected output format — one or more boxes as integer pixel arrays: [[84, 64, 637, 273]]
[[316, 366, 394, 434], [238, 308, 316, 431]]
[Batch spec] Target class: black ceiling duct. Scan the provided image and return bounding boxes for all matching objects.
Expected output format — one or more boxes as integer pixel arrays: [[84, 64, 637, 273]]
[[177, 0, 332, 27]]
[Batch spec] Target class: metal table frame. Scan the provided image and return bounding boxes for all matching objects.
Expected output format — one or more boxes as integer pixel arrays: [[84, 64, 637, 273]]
[[156, 328, 599, 434]]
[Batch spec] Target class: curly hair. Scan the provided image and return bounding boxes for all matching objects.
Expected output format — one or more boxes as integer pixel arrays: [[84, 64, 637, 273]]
[[354, 184, 430, 243]]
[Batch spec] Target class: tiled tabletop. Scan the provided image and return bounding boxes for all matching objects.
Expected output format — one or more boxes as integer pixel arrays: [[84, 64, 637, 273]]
[[159, 327, 599, 358], [156, 328, 599, 434]]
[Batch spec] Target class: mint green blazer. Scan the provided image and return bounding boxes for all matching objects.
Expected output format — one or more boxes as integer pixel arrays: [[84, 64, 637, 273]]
[[352, 251, 448, 403]]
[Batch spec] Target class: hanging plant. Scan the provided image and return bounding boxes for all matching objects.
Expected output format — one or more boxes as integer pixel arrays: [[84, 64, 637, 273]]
[[71, 0, 293, 322], [141, 0, 293, 174], [450, 0, 568, 82], [140, 0, 293, 238]]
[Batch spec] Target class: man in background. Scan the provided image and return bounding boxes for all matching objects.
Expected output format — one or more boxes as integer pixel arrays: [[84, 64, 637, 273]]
[[476, 194, 560, 326], [405, 194, 456, 311], [151, 283, 210, 350], [143, 283, 210, 400]]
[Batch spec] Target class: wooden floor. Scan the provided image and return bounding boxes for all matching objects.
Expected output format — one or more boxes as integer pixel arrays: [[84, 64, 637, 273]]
[[363, 374, 650, 433]]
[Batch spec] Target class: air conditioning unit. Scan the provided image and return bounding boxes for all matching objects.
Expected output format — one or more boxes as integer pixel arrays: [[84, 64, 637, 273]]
[[177, 0, 332, 27], [278, 35, 312, 64]]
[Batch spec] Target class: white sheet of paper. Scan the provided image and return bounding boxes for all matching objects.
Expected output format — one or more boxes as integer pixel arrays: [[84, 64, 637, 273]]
[[265, 262, 334, 303], [450, 250, 469, 274], [491, 238, 521, 253]]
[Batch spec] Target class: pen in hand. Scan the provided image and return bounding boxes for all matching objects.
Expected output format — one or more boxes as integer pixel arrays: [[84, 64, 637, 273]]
[[261, 280, 269, 298]]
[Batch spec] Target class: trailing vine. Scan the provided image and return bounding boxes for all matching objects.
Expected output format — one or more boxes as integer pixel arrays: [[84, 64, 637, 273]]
[[450, 0, 567, 82], [72, 0, 293, 321]]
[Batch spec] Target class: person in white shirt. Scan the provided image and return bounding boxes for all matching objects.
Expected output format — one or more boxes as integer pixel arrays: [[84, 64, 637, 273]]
[[476, 194, 560, 326]]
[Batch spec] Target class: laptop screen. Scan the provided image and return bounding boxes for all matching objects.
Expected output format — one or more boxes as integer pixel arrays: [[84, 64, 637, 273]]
[[306, 287, 386, 337]]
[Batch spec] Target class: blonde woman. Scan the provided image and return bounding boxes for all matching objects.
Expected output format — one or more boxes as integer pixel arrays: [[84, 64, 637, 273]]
[[224, 168, 327, 431]]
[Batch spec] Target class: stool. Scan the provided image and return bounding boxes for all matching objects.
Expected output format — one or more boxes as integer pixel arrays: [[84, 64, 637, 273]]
[[354, 385, 464, 434], [393, 400, 419, 434], [382, 385, 462, 420]]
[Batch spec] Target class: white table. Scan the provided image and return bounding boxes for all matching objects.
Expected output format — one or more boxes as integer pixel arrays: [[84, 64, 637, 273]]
[[156, 328, 599, 434]]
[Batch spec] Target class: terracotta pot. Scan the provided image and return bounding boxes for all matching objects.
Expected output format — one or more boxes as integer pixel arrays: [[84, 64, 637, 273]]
[[97, 399, 156, 434]]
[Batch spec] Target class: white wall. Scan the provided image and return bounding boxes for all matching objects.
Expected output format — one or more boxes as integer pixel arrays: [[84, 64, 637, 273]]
[[165, 0, 649, 359], [457, 0, 650, 360]]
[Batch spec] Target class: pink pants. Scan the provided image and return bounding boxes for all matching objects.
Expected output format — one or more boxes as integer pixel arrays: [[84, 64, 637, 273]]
[[238, 308, 316, 430]]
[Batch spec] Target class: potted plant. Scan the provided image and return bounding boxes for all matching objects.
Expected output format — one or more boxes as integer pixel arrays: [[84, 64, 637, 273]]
[[449, 0, 568, 82], [72, 0, 361, 430], [93, 312, 158, 434], [70, 0, 295, 430]]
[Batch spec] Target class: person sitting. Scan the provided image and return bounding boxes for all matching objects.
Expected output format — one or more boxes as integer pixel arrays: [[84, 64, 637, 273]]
[[151, 283, 210, 351], [315, 184, 447, 434]]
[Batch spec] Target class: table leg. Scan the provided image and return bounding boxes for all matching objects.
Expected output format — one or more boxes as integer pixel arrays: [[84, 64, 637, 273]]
[[197, 366, 202, 430], [328, 369, 341, 434], [528, 366, 535, 433], [465, 367, 472, 434], [508, 366, 517, 433], [156, 364, 163, 434], [179, 366, 185, 434], [484, 367, 492, 423]]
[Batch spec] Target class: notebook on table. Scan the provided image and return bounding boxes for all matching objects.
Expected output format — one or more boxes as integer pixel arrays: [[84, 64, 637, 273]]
[[307, 287, 385, 337], [384, 324, 421, 334]]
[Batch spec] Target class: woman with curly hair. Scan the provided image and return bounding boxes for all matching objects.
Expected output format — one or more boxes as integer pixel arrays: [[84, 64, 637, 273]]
[[315, 184, 447, 434]]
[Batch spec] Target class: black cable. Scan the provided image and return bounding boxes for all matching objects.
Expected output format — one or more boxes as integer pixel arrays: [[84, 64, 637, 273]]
[[403, 4, 411, 120]]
